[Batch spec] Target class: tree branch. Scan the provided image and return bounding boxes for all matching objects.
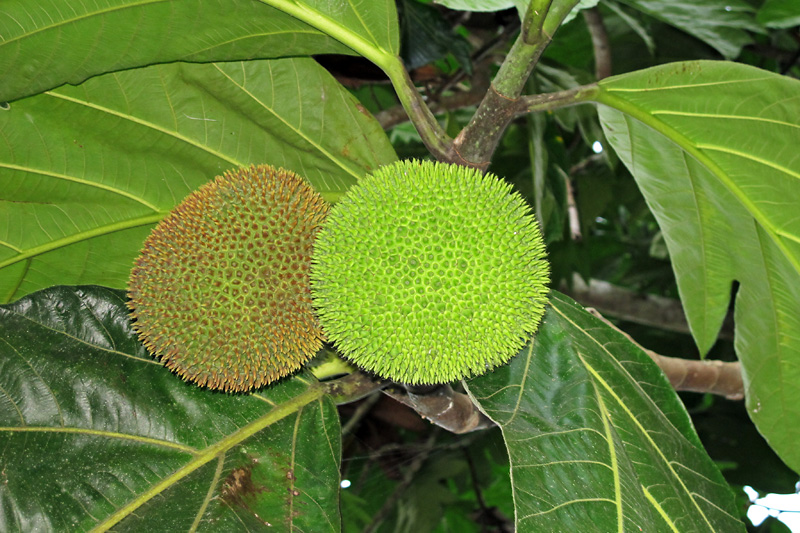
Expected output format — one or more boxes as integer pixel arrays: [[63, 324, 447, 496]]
[[586, 308, 744, 400], [565, 176, 582, 240], [453, 0, 583, 168], [652, 352, 744, 400], [561, 274, 734, 340], [583, 7, 611, 80]]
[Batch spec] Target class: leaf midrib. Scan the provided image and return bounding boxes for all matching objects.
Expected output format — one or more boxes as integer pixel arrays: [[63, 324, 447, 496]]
[[0, 0, 171, 47], [603, 76, 773, 92], [255, 0, 395, 69], [0, 426, 196, 454], [553, 301, 719, 530], [594, 90, 800, 277]]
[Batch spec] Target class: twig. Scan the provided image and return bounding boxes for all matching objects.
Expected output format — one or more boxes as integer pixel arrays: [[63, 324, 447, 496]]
[[583, 7, 611, 79], [464, 448, 490, 514], [586, 308, 744, 400], [341, 391, 382, 437], [438, 21, 519, 96], [362, 430, 439, 533], [514, 84, 598, 117], [565, 176, 582, 240], [561, 274, 734, 340], [463, 448, 514, 532]]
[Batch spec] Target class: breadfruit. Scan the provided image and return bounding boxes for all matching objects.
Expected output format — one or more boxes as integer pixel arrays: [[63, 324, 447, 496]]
[[128, 165, 329, 392], [311, 159, 549, 385]]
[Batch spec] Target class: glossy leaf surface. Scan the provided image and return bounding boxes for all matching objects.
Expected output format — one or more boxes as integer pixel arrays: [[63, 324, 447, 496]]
[[466, 292, 744, 532], [595, 60, 800, 473], [0, 285, 342, 531], [0, 0, 399, 103], [0, 58, 396, 303]]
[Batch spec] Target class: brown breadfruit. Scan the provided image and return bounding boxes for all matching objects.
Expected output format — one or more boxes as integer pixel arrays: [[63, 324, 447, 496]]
[[128, 164, 329, 392]]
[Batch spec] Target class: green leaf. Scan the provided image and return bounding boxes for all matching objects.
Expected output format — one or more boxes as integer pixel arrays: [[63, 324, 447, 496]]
[[0, 0, 401, 104], [757, 0, 800, 29], [617, 0, 761, 59], [465, 292, 744, 532], [0, 0, 347, 103], [0, 285, 342, 531], [0, 58, 397, 303], [593, 60, 800, 473], [603, 0, 656, 56]]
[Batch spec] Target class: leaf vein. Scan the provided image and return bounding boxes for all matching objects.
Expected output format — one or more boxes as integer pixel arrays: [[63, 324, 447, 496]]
[[651, 110, 800, 130], [43, 91, 242, 169], [0, 426, 197, 453]]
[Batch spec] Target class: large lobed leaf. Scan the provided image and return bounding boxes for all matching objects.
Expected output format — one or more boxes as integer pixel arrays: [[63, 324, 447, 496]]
[[0, 57, 397, 303], [0, 285, 342, 531], [0, 0, 400, 104], [594, 61, 800, 473], [466, 292, 744, 532]]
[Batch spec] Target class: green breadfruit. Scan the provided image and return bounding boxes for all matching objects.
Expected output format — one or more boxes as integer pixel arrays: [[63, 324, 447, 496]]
[[311, 159, 550, 385], [128, 165, 329, 392]]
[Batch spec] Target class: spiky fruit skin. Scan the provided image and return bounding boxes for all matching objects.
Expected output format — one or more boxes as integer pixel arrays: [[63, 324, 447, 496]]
[[128, 165, 329, 392], [311, 160, 550, 385]]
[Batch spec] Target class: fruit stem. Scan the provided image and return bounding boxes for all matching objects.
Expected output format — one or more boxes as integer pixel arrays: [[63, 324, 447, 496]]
[[324, 372, 389, 405], [310, 353, 357, 380]]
